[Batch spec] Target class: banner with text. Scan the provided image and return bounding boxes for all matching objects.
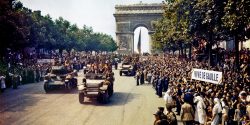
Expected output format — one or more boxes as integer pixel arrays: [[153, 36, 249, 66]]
[[191, 68, 222, 84]]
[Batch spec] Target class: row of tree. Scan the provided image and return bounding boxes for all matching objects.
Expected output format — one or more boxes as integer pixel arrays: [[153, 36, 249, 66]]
[[0, 0, 117, 57], [152, 0, 250, 67]]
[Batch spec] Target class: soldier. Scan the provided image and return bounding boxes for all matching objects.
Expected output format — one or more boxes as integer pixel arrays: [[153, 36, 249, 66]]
[[153, 111, 162, 125], [153, 110, 168, 125], [103, 78, 111, 86], [140, 69, 145, 85], [114, 59, 118, 70], [136, 70, 140, 86], [180, 98, 195, 125]]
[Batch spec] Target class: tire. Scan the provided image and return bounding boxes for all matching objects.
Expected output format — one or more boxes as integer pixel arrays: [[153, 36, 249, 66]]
[[44, 83, 50, 93], [119, 71, 122, 76], [79, 93, 84, 104]]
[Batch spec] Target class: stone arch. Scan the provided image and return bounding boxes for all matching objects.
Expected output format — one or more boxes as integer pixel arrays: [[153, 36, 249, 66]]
[[132, 23, 149, 32], [114, 2, 163, 54]]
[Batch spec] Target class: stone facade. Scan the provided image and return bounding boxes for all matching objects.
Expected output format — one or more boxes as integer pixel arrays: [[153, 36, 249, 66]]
[[114, 2, 163, 54]]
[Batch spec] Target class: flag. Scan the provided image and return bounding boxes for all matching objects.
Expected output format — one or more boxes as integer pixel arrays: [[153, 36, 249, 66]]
[[137, 29, 141, 54]]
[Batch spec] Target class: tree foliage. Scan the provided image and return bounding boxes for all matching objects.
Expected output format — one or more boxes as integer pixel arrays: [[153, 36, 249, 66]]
[[152, 0, 250, 53], [152, 0, 250, 68], [0, 0, 117, 55]]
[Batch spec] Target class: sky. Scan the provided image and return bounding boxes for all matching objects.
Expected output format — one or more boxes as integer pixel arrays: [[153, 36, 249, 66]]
[[20, 0, 163, 52]]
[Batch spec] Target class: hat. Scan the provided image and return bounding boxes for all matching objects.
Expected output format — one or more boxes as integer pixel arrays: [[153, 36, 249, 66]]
[[188, 89, 194, 92], [153, 111, 162, 116], [158, 107, 164, 111]]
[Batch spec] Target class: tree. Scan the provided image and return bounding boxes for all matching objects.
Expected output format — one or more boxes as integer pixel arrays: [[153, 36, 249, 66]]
[[222, 0, 250, 71], [0, 0, 30, 54], [0, 0, 117, 57], [152, 0, 192, 55]]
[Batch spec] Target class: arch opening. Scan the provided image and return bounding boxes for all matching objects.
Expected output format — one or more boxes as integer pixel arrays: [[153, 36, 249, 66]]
[[133, 26, 150, 54]]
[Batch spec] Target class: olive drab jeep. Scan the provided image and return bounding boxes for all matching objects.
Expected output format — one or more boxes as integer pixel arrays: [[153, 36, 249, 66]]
[[119, 62, 134, 76], [78, 73, 114, 104]]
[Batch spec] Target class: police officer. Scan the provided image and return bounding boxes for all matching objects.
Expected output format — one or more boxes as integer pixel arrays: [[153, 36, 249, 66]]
[[140, 69, 144, 85], [156, 76, 163, 97], [114, 60, 118, 70], [136, 71, 140, 86]]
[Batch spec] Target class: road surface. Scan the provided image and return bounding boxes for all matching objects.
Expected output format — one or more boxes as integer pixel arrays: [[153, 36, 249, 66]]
[[0, 69, 181, 125]]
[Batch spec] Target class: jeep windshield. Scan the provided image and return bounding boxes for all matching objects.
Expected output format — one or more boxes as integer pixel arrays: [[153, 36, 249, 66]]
[[51, 66, 68, 75], [85, 73, 105, 80]]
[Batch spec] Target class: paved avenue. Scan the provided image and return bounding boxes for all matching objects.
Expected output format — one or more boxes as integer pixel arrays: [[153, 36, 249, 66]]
[[0, 69, 170, 125]]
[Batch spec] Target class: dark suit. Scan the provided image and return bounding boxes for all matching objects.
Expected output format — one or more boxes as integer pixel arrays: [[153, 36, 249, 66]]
[[140, 72, 144, 84], [157, 78, 163, 97]]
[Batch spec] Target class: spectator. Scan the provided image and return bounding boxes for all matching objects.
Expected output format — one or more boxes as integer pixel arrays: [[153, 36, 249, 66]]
[[180, 98, 194, 125], [195, 96, 207, 125], [211, 98, 222, 125], [164, 89, 174, 109], [166, 105, 177, 125], [0, 75, 6, 92]]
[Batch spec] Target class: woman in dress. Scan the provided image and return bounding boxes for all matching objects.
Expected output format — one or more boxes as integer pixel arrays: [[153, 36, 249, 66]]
[[211, 98, 222, 125], [196, 96, 207, 125]]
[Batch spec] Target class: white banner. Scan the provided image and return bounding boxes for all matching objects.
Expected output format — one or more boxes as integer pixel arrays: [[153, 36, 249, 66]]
[[191, 68, 222, 84]]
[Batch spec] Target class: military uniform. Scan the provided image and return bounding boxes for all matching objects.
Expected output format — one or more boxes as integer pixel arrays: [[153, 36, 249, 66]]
[[181, 102, 194, 125]]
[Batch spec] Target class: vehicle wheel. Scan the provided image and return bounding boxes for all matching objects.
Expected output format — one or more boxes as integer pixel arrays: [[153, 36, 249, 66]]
[[44, 83, 50, 93], [79, 93, 84, 104], [102, 91, 109, 103], [119, 71, 122, 76]]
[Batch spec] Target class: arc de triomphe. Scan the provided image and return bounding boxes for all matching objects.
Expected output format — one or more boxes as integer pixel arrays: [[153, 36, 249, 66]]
[[113, 2, 163, 54]]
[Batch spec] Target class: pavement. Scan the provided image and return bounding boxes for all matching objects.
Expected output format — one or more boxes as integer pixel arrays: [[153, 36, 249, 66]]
[[0, 68, 183, 125]]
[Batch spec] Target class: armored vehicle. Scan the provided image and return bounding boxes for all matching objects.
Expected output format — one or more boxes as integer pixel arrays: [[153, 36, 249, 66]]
[[78, 73, 113, 104], [43, 66, 77, 93], [119, 62, 134, 76]]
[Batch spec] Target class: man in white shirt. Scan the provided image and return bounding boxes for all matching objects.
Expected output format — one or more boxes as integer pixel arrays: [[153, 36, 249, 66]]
[[164, 89, 174, 111]]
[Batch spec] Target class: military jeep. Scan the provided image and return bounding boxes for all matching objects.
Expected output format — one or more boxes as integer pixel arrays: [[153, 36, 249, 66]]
[[119, 62, 133, 76], [43, 66, 77, 93], [78, 73, 113, 104]]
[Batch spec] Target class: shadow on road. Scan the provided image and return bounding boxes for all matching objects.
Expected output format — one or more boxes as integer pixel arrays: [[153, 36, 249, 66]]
[[0, 93, 45, 113], [79, 92, 140, 106], [107, 92, 139, 106], [44, 89, 78, 94]]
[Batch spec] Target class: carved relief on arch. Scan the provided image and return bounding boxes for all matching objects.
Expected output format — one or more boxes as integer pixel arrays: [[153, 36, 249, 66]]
[[118, 35, 129, 50], [117, 22, 130, 32]]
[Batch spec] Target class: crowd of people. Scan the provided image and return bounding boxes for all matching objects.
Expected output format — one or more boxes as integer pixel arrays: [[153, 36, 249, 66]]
[[132, 51, 249, 125], [1, 47, 249, 124], [0, 48, 120, 92]]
